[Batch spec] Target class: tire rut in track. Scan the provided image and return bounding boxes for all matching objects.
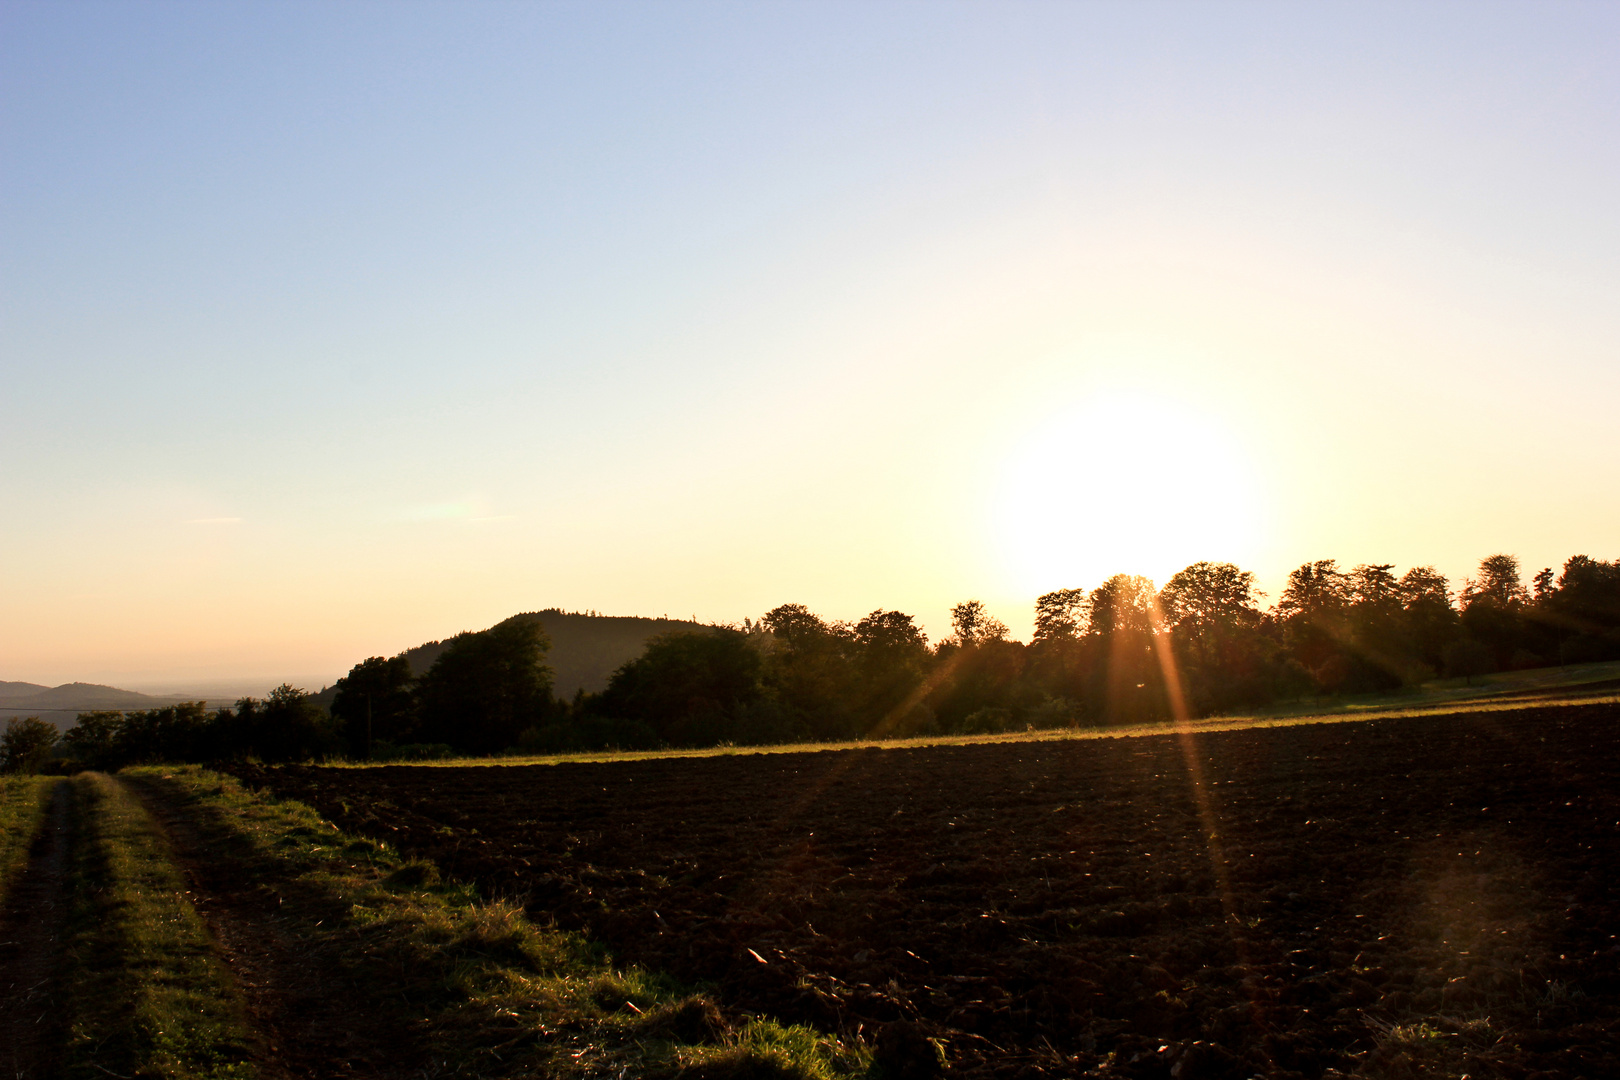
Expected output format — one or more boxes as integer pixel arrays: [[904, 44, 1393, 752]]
[[0, 779, 73, 1080], [121, 776, 432, 1080]]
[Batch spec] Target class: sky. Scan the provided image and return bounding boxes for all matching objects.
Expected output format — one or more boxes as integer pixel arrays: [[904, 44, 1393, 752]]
[[2, 1, 1617, 694]]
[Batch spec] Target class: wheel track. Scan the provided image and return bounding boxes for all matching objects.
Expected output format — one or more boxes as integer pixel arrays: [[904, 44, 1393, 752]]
[[0, 779, 72, 1080], [120, 775, 432, 1080]]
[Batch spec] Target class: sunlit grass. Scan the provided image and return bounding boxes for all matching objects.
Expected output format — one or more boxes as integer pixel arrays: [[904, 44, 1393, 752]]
[[0, 774, 58, 902]]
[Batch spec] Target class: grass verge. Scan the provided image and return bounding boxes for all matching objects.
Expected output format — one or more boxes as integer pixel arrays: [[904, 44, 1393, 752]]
[[61, 771, 256, 1079], [0, 774, 61, 901], [131, 765, 871, 1079]]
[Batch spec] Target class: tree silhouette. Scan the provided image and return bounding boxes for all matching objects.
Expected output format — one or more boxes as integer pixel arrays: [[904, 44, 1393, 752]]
[[416, 617, 554, 753], [331, 655, 417, 757], [0, 717, 57, 774], [595, 629, 764, 746], [1033, 588, 1087, 642], [949, 601, 1008, 648]]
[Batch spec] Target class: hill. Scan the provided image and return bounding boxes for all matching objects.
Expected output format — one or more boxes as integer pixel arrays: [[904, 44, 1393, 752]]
[[311, 609, 714, 708], [0, 681, 51, 698]]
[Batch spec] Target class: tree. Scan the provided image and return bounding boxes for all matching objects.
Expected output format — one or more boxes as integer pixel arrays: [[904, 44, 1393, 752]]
[[1087, 575, 1157, 637], [1081, 575, 1165, 723], [1341, 564, 1409, 689], [1347, 564, 1400, 610], [594, 629, 765, 746], [1275, 560, 1347, 621], [60, 710, 125, 770], [0, 717, 57, 774], [1159, 562, 1271, 713], [1159, 562, 1259, 636], [850, 609, 930, 731], [1462, 554, 1530, 611], [1398, 566, 1459, 672], [852, 609, 928, 660], [760, 604, 832, 650], [1548, 555, 1620, 663], [416, 617, 555, 754], [331, 655, 417, 757], [1033, 588, 1088, 643], [1460, 554, 1535, 669], [948, 601, 1008, 648], [224, 686, 338, 763], [757, 605, 857, 740]]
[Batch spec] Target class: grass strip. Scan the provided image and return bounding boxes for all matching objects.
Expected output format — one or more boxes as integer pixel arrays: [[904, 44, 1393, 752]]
[[131, 765, 871, 1079], [0, 774, 60, 901], [61, 771, 256, 1080]]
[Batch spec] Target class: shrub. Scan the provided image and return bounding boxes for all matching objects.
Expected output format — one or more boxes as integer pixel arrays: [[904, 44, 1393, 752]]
[[0, 717, 58, 774]]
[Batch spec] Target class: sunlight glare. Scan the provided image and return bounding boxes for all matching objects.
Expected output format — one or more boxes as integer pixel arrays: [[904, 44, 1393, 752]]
[[994, 392, 1267, 594]]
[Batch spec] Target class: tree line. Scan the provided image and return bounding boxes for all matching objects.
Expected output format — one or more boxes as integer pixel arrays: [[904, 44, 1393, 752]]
[[4, 552, 1615, 772]]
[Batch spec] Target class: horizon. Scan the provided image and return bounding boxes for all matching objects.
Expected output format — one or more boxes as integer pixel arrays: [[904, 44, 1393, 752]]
[[4, 1, 1617, 687]]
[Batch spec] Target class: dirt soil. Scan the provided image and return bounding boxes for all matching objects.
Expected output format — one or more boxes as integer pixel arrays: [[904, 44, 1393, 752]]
[[234, 703, 1620, 1079]]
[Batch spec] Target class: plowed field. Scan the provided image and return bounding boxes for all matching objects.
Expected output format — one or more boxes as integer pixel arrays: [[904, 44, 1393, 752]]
[[234, 703, 1620, 1079]]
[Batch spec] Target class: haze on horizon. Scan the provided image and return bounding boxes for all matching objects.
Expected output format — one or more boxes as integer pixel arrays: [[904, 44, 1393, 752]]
[[2, 1, 1616, 692]]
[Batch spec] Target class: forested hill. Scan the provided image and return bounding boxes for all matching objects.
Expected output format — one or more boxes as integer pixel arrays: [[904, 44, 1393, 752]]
[[334, 610, 713, 702]]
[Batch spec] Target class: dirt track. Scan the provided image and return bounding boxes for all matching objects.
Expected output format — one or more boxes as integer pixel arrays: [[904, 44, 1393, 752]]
[[121, 775, 434, 1079], [239, 703, 1620, 1079], [0, 781, 72, 1080]]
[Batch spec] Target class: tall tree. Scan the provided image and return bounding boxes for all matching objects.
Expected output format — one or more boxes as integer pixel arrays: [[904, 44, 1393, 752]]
[[1087, 575, 1157, 637], [331, 655, 417, 757], [1459, 554, 1533, 669], [416, 617, 554, 753], [1462, 554, 1530, 610], [1549, 555, 1620, 662], [948, 600, 1009, 648], [594, 629, 764, 746], [1033, 588, 1088, 643], [1275, 560, 1348, 621], [1084, 575, 1164, 722], [1159, 562, 1259, 636], [1159, 562, 1271, 712], [1398, 566, 1460, 672]]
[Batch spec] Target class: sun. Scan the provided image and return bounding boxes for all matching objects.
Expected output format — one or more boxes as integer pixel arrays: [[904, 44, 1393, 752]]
[[993, 392, 1267, 595]]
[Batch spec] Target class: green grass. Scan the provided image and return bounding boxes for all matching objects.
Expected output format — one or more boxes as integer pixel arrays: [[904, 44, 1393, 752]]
[[320, 660, 1620, 770], [0, 774, 61, 902], [132, 766, 870, 1079], [60, 771, 256, 1080]]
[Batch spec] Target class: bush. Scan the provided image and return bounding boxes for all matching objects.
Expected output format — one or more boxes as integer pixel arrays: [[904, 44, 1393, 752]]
[[957, 707, 1013, 735], [0, 717, 59, 774]]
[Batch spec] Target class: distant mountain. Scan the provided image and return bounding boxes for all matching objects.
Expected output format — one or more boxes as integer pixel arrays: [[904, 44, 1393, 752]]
[[310, 609, 714, 709], [0, 681, 51, 698], [0, 682, 199, 730]]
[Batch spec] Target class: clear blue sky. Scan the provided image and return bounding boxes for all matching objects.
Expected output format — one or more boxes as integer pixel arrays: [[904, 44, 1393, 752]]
[[3, 1, 1616, 691]]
